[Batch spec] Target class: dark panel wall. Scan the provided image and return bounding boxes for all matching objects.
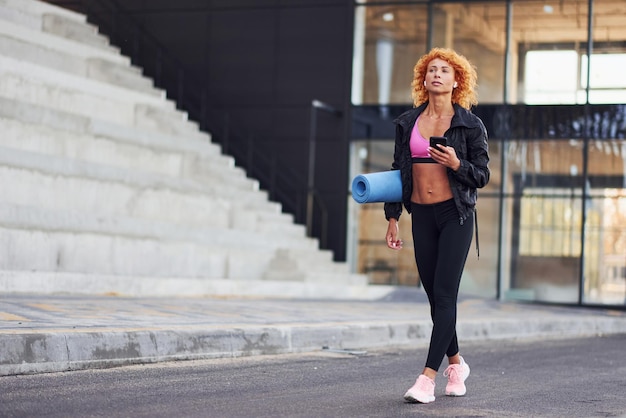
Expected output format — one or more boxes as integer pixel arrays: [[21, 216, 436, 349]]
[[45, 0, 355, 260]]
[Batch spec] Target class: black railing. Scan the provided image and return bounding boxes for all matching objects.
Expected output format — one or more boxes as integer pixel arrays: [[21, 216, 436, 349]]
[[81, 0, 314, 231]]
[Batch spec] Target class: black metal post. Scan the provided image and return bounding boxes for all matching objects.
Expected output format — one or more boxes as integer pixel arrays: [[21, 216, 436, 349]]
[[155, 47, 163, 87], [270, 153, 277, 201], [578, 0, 594, 306], [497, 0, 513, 301], [247, 134, 254, 174], [306, 100, 342, 238], [426, 2, 433, 51], [177, 69, 185, 107], [200, 89, 208, 131], [222, 112, 230, 154], [306, 104, 318, 237]]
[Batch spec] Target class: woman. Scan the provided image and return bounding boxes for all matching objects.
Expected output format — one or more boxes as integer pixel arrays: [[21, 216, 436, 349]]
[[384, 48, 490, 404]]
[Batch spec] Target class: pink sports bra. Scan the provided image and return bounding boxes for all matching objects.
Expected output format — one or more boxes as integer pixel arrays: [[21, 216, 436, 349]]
[[409, 116, 436, 163]]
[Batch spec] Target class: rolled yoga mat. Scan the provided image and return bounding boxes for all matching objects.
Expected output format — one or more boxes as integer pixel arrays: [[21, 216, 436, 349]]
[[351, 170, 402, 203]]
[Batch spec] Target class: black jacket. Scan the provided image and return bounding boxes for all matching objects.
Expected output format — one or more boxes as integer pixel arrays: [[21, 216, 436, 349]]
[[384, 102, 490, 224]]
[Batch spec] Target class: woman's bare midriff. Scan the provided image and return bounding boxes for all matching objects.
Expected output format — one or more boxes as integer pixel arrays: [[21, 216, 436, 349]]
[[411, 163, 454, 204]]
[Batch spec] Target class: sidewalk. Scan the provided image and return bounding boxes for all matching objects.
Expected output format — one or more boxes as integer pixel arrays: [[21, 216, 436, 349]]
[[1, 287, 625, 376]]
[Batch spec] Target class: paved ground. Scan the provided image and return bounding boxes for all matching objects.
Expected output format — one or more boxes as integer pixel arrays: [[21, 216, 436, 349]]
[[1, 287, 625, 376], [3, 336, 626, 417]]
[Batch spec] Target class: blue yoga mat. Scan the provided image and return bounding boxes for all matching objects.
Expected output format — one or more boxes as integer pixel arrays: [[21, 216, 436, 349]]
[[351, 170, 402, 203]]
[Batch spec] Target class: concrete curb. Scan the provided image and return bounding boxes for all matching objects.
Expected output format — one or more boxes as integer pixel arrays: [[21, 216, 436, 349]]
[[2, 314, 626, 376]]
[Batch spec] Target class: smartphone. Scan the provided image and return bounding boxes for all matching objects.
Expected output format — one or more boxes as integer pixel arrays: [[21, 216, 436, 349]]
[[429, 136, 448, 150]]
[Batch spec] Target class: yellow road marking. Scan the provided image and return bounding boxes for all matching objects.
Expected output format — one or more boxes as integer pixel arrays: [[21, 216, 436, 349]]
[[27, 303, 65, 312], [0, 312, 30, 321]]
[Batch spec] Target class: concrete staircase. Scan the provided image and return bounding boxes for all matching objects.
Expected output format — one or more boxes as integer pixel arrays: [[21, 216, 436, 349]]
[[0, 0, 387, 299]]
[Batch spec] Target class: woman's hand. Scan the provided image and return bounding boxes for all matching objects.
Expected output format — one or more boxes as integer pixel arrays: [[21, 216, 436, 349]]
[[386, 219, 403, 250], [429, 145, 461, 171]]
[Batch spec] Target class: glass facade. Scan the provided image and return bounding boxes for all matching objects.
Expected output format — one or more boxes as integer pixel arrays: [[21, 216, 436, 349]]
[[349, 0, 626, 308]]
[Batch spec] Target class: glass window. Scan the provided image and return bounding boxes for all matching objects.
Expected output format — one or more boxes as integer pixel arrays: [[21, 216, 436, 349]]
[[430, 2, 507, 104], [352, 4, 428, 106], [465, 195, 499, 299], [350, 0, 626, 308], [582, 54, 626, 90], [515, 0, 589, 104], [583, 139, 626, 305], [352, 2, 506, 106], [523, 51, 626, 104], [589, 0, 626, 105], [518, 0, 626, 105], [502, 139, 585, 303], [524, 50, 580, 104]]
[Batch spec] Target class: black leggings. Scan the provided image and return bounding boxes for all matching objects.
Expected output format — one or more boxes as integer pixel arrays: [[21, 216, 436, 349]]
[[411, 199, 473, 371]]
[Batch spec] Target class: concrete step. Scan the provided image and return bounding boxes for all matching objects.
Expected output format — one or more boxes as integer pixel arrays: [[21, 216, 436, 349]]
[[134, 104, 202, 140], [0, 97, 250, 189], [86, 58, 157, 96], [90, 115, 215, 156], [306, 271, 368, 286], [0, 201, 317, 254], [263, 249, 367, 286], [0, 88, 203, 149], [0, 0, 119, 53], [0, 1, 41, 29], [0, 64, 205, 141], [0, 211, 237, 280], [0, 146, 292, 232], [0, 0, 86, 24], [0, 271, 385, 299], [0, 143, 292, 240], [254, 217, 307, 238], [268, 248, 355, 275], [0, 6, 149, 98], [0, 97, 220, 158], [0, 55, 175, 123], [0, 1, 120, 54], [1, 117, 248, 185], [0, 70, 129, 126], [0, 14, 125, 65], [0, 32, 159, 96], [2, 117, 190, 179], [0, 202, 321, 281], [42, 13, 111, 51]]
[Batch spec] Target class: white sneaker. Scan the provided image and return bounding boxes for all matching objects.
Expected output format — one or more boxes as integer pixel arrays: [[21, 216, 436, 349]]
[[404, 374, 436, 403], [443, 356, 470, 396]]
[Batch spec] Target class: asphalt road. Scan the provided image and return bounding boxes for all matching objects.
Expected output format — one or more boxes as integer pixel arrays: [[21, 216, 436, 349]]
[[1, 334, 625, 418]]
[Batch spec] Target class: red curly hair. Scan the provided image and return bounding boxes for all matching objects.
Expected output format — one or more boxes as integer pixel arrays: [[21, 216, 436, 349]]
[[411, 48, 478, 109]]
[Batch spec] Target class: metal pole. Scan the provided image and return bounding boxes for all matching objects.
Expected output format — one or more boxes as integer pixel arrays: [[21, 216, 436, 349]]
[[222, 112, 230, 154], [306, 100, 342, 238], [155, 47, 163, 87], [578, 0, 594, 305], [497, 0, 513, 301], [270, 152, 277, 201], [177, 69, 185, 107], [247, 134, 254, 174], [306, 103, 318, 237], [426, 2, 433, 51]]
